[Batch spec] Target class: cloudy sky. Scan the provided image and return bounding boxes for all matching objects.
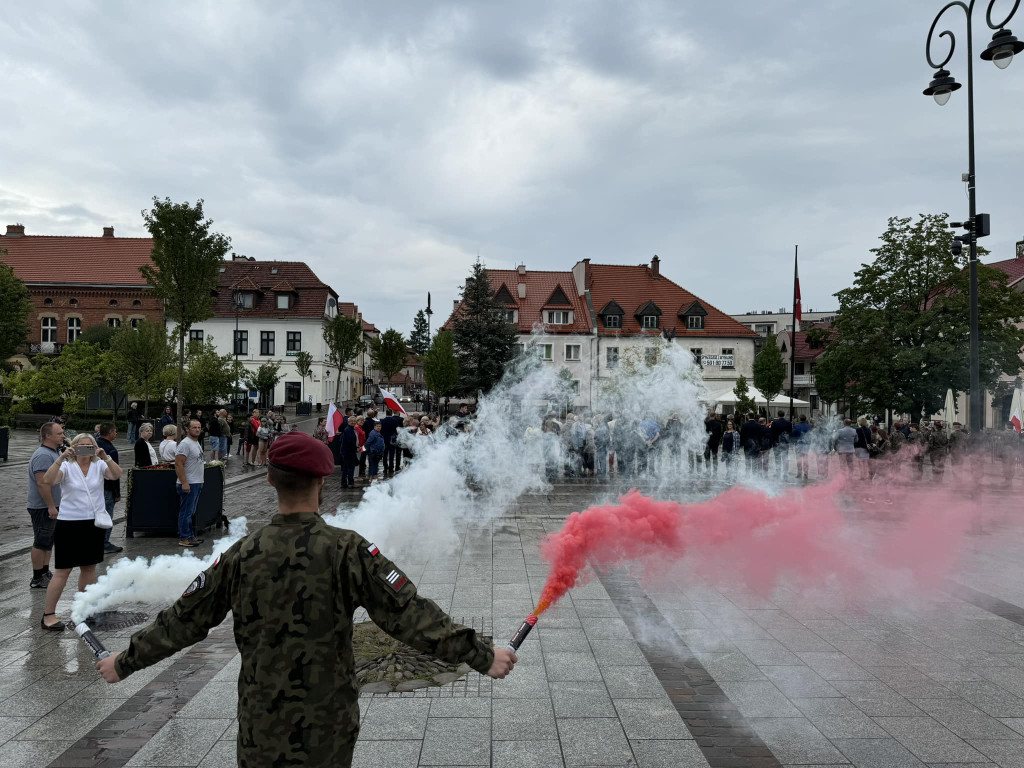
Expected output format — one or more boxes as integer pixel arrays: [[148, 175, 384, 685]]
[[3, 0, 1023, 334]]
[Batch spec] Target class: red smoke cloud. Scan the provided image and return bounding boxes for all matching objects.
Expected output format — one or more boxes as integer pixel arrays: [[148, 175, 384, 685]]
[[534, 480, 996, 614]]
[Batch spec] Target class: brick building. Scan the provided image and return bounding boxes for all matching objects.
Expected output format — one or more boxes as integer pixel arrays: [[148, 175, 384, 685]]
[[1, 224, 162, 370]]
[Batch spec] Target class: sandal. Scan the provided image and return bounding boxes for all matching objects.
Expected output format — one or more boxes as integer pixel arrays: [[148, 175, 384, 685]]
[[41, 612, 66, 631]]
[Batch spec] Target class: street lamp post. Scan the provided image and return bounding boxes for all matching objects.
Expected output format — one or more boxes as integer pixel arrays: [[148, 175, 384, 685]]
[[425, 292, 433, 413], [922, 0, 1023, 432]]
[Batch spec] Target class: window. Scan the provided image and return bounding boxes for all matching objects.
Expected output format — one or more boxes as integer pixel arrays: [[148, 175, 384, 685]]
[[569, 379, 581, 395], [261, 331, 275, 355], [41, 317, 57, 343], [755, 323, 774, 335], [537, 344, 553, 361], [605, 314, 621, 329], [107, 317, 121, 328], [189, 329, 204, 343], [133, 300, 142, 307], [237, 292, 254, 309], [501, 309, 516, 323], [109, 299, 118, 307], [795, 362, 805, 375], [546, 311, 570, 325], [642, 315, 658, 329], [564, 344, 581, 362], [691, 348, 703, 366], [644, 347, 659, 366], [606, 347, 619, 369], [287, 332, 302, 352], [277, 294, 291, 310], [234, 330, 248, 355], [285, 382, 301, 402], [721, 348, 734, 369], [43, 298, 53, 306], [130, 318, 140, 330], [67, 317, 81, 343], [69, 298, 78, 306], [687, 315, 704, 330]]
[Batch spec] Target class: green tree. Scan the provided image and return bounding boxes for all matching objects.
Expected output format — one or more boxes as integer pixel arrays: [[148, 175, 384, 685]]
[[182, 337, 237, 405], [753, 339, 786, 416], [322, 313, 364, 402], [77, 324, 119, 349], [826, 213, 1024, 419], [369, 328, 408, 385], [140, 197, 231, 420], [407, 309, 431, 356], [813, 352, 852, 418], [24, 342, 104, 415], [108, 321, 174, 418], [452, 260, 517, 398], [294, 350, 313, 402], [423, 329, 459, 412], [0, 254, 32, 362], [245, 362, 284, 409], [732, 374, 757, 421]]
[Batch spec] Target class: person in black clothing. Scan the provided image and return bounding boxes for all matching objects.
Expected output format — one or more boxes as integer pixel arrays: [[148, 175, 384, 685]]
[[662, 414, 683, 471], [721, 419, 739, 479], [340, 421, 358, 488], [207, 411, 223, 461], [158, 406, 175, 431], [739, 415, 762, 474], [770, 410, 793, 478], [127, 403, 140, 445], [704, 412, 723, 474], [380, 412, 405, 475], [359, 409, 378, 479]]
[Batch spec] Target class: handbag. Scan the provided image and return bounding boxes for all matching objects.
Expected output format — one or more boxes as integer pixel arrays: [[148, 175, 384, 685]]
[[82, 461, 114, 529]]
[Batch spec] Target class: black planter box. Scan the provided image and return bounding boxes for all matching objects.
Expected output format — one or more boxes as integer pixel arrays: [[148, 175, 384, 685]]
[[125, 464, 226, 538], [0, 426, 8, 462]]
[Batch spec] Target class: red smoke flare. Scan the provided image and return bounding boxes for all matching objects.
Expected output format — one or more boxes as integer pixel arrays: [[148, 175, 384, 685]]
[[534, 481, 989, 615]]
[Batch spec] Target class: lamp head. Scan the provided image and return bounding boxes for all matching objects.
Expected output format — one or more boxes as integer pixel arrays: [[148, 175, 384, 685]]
[[980, 28, 1024, 69], [923, 68, 961, 105]]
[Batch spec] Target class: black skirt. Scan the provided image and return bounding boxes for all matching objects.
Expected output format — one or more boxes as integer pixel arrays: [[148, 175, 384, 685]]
[[53, 519, 105, 570]]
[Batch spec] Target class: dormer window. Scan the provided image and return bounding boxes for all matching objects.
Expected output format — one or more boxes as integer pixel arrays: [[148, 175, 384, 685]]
[[679, 300, 708, 331], [546, 310, 570, 325], [605, 314, 621, 329], [642, 315, 659, 329], [634, 300, 662, 330], [236, 292, 254, 309], [277, 294, 291, 310], [687, 315, 704, 330]]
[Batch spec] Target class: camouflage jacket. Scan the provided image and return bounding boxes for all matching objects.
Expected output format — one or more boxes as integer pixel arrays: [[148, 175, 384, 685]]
[[115, 511, 495, 768]]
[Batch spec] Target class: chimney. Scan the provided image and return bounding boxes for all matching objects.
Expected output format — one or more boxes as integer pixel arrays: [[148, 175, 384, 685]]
[[1017, 237, 1024, 260], [5, 224, 25, 237], [102, 226, 114, 237], [651, 255, 660, 278], [516, 263, 526, 275], [518, 282, 526, 299]]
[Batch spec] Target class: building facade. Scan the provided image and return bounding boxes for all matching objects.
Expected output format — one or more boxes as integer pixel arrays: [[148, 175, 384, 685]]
[[171, 256, 343, 408], [1, 224, 163, 370], [731, 308, 838, 337]]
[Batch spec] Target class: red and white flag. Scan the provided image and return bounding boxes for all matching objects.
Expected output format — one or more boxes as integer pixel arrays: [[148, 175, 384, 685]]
[[1010, 388, 1023, 433], [379, 387, 407, 415], [326, 402, 343, 440], [793, 250, 802, 328]]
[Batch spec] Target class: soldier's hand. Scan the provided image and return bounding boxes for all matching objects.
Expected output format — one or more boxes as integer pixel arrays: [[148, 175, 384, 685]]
[[97, 652, 121, 683], [487, 648, 517, 679]]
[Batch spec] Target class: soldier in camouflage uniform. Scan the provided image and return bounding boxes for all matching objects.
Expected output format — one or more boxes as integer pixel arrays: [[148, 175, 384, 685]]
[[906, 423, 926, 478], [926, 422, 949, 479], [96, 431, 517, 767]]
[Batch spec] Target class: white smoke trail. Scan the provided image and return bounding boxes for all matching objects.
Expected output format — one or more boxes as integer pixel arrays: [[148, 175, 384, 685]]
[[71, 517, 249, 623]]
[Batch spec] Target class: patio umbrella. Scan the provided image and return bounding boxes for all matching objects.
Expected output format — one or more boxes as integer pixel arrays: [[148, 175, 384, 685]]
[[944, 388, 956, 434], [1009, 386, 1022, 433]]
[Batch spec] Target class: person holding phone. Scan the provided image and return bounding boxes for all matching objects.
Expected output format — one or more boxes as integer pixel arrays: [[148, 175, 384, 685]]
[[38, 433, 123, 630]]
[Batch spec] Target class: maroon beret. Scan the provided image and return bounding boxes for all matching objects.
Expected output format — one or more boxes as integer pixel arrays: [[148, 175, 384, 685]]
[[268, 431, 334, 477]]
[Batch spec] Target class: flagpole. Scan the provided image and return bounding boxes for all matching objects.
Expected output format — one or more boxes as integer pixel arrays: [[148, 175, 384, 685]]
[[789, 245, 798, 420]]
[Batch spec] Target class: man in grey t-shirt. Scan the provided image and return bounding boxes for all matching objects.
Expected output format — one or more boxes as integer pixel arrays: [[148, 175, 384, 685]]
[[174, 420, 206, 548], [27, 423, 65, 588], [835, 419, 857, 472]]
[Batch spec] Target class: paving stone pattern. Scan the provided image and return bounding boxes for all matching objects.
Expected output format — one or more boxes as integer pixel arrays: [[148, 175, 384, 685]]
[[0, 456, 1023, 766]]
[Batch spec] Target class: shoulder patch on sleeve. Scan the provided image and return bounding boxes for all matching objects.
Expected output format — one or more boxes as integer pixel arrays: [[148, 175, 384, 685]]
[[367, 543, 379, 556], [183, 572, 206, 597], [381, 567, 408, 592]]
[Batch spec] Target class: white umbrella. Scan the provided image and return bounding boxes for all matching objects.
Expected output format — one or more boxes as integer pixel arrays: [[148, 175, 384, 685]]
[[944, 388, 956, 434], [710, 387, 810, 407]]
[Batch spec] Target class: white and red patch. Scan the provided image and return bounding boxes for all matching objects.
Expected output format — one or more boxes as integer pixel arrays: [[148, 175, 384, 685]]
[[367, 543, 379, 557], [383, 568, 407, 591]]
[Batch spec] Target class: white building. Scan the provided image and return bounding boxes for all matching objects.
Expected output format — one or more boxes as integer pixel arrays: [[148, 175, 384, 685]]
[[731, 308, 838, 337], [175, 256, 345, 408]]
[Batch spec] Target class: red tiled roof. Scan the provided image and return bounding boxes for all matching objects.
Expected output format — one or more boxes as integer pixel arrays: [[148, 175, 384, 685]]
[[0, 234, 154, 285], [780, 329, 831, 361], [388, 372, 417, 387], [585, 263, 758, 338], [445, 269, 591, 334], [987, 256, 1024, 285], [214, 260, 336, 319], [405, 352, 422, 366]]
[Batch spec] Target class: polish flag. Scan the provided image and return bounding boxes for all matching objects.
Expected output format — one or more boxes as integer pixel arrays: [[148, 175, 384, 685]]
[[793, 252, 802, 327], [326, 402, 343, 440], [379, 387, 407, 415], [1010, 388, 1023, 433]]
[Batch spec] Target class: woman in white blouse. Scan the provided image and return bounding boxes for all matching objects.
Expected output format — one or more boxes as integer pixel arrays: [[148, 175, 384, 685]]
[[39, 433, 123, 631], [159, 424, 179, 463]]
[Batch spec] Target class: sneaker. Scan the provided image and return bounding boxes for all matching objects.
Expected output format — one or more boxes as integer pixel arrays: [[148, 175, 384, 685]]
[[104, 543, 123, 554], [188, 537, 205, 546], [178, 539, 198, 547], [29, 575, 47, 589]]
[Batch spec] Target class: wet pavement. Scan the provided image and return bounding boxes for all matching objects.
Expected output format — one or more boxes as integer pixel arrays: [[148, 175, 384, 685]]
[[1, 446, 1023, 766]]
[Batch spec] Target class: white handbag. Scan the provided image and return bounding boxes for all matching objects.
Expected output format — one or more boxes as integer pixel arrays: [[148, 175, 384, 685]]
[[83, 461, 114, 529]]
